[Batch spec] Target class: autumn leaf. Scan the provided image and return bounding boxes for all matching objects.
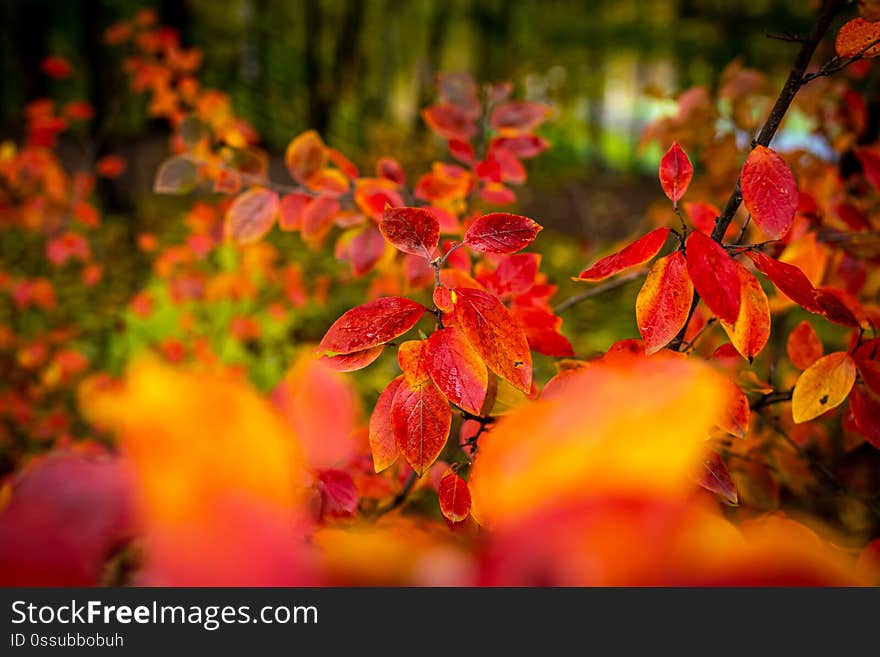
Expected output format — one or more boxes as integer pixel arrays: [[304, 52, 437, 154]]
[[398, 339, 431, 386], [658, 142, 693, 207], [791, 352, 857, 423], [317, 297, 425, 356], [319, 345, 384, 372], [578, 228, 669, 281], [719, 261, 770, 361], [490, 101, 551, 133], [379, 206, 440, 259], [741, 146, 797, 239], [635, 251, 694, 355], [438, 471, 471, 523], [787, 320, 823, 370], [369, 376, 403, 473], [285, 130, 326, 183], [686, 231, 741, 324], [850, 386, 880, 449], [748, 251, 821, 312], [300, 196, 341, 243], [453, 287, 532, 393], [224, 188, 279, 244], [278, 192, 311, 231], [391, 378, 451, 476], [426, 328, 489, 416], [698, 451, 738, 505], [835, 18, 880, 58], [717, 377, 750, 438], [316, 470, 359, 519], [422, 103, 477, 141], [153, 155, 198, 194], [463, 213, 542, 254]]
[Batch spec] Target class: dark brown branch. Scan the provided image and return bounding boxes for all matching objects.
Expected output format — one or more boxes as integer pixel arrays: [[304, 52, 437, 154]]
[[749, 387, 793, 412], [374, 471, 419, 517], [671, 0, 846, 350]]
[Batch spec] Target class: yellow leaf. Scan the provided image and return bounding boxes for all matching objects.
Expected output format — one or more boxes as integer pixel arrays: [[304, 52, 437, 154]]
[[792, 351, 856, 423]]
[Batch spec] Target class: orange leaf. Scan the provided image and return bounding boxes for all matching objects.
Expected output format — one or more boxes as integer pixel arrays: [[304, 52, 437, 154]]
[[787, 320, 823, 370], [719, 261, 770, 361], [835, 18, 880, 58], [792, 352, 856, 423], [438, 471, 471, 523], [635, 251, 694, 355], [224, 188, 279, 244], [369, 376, 403, 472], [422, 103, 477, 141], [463, 212, 542, 254], [278, 192, 311, 231], [578, 228, 669, 281], [398, 339, 431, 386], [686, 231, 741, 324], [453, 287, 532, 393], [391, 378, 451, 476], [380, 206, 440, 259], [285, 130, 326, 183], [490, 100, 551, 133], [741, 146, 797, 240], [658, 142, 693, 207], [318, 297, 425, 356], [300, 196, 340, 243], [717, 378, 750, 438], [426, 328, 489, 416]]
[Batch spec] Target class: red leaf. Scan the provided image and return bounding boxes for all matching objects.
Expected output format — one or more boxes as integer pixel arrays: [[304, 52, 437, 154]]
[[319, 345, 384, 372], [717, 378, 750, 439], [422, 103, 477, 141], [369, 376, 403, 472], [855, 356, 880, 397], [658, 142, 693, 207], [748, 251, 820, 312], [741, 146, 798, 239], [814, 287, 862, 328], [490, 101, 551, 133], [835, 18, 880, 58], [285, 130, 325, 183], [438, 471, 471, 523], [426, 328, 489, 415], [224, 188, 279, 244], [318, 297, 425, 356], [855, 147, 880, 192], [380, 206, 440, 259], [453, 287, 532, 392], [719, 261, 769, 361], [686, 231, 741, 324], [316, 469, 359, 518], [850, 386, 880, 449], [376, 157, 405, 185], [684, 201, 720, 235], [347, 224, 386, 277], [635, 251, 694, 354], [787, 320, 823, 370], [301, 196, 341, 243], [278, 192, 311, 231], [578, 228, 670, 281], [463, 213, 542, 254], [698, 452, 738, 504], [391, 378, 451, 476]]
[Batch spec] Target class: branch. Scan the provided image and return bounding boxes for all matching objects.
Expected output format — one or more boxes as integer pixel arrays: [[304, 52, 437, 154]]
[[554, 269, 646, 315], [801, 35, 880, 84], [671, 0, 846, 350], [749, 387, 793, 412], [373, 471, 419, 517]]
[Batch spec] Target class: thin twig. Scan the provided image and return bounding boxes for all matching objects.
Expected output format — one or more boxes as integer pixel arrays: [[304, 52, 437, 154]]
[[554, 269, 646, 314], [374, 471, 419, 517], [749, 387, 793, 412]]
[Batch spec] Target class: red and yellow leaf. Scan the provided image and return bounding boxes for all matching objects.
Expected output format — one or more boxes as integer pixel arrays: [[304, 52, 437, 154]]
[[636, 251, 694, 355], [391, 378, 451, 476], [224, 188, 279, 245], [658, 142, 693, 207], [285, 130, 325, 183], [463, 213, 542, 254], [398, 339, 431, 386], [453, 287, 532, 393], [426, 328, 489, 416], [741, 146, 798, 239], [792, 352, 857, 423], [438, 471, 471, 523], [318, 297, 425, 356], [578, 228, 669, 281], [719, 261, 770, 361], [787, 320, 823, 370], [379, 206, 440, 259], [686, 231, 741, 324], [319, 345, 384, 372], [369, 376, 403, 473]]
